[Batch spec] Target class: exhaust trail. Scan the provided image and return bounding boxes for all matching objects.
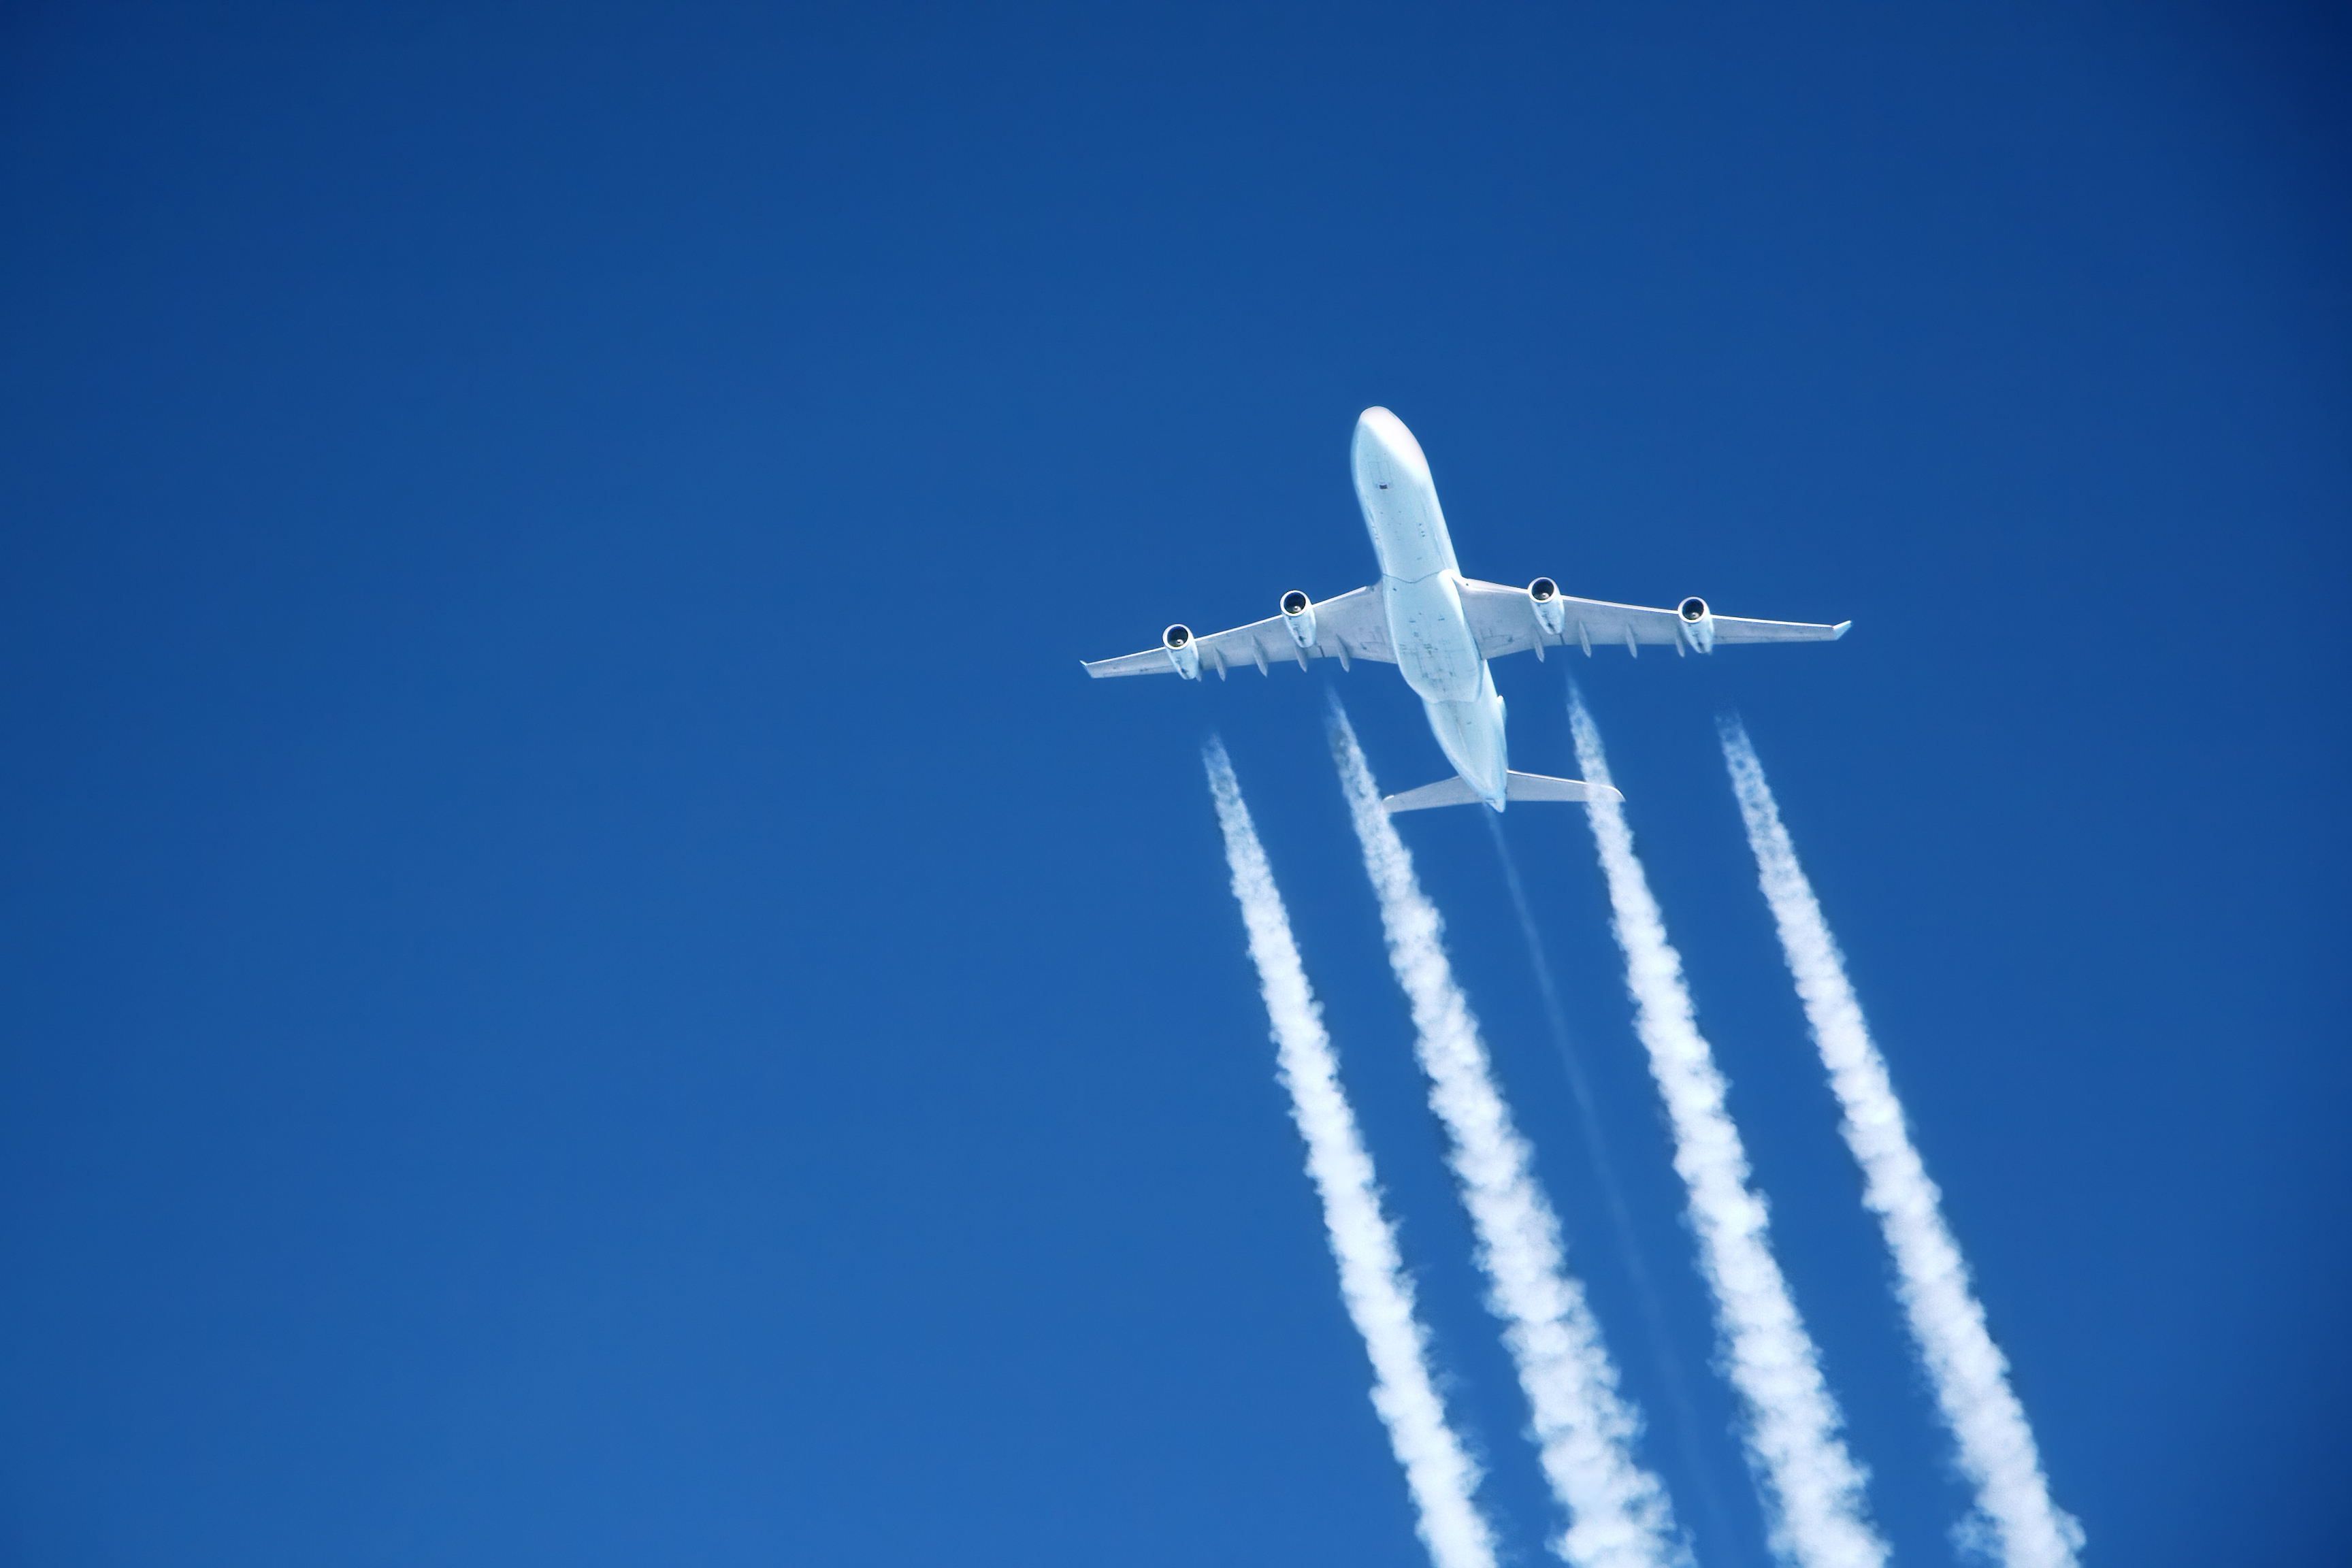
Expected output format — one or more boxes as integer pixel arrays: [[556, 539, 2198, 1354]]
[[1204, 740, 1500, 1568], [1567, 689, 1884, 1568], [1718, 720, 2082, 1568], [1328, 703, 1687, 1568], [1484, 815, 1737, 1554]]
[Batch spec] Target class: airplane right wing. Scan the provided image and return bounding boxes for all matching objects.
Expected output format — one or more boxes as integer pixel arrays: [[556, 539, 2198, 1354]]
[[1457, 577, 1849, 659], [1082, 585, 1398, 679]]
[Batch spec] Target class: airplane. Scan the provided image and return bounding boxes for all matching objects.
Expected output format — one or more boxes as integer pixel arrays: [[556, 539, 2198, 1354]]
[[1083, 407, 1850, 813]]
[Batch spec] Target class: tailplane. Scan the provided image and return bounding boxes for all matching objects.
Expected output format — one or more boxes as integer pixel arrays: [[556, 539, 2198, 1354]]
[[1505, 770, 1620, 804], [1382, 770, 1622, 814]]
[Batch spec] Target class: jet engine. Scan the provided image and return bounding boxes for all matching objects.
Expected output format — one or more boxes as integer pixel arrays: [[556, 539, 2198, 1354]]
[[1279, 591, 1318, 651], [1677, 596, 1716, 654], [1162, 623, 1201, 679], [1527, 578, 1567, 638]]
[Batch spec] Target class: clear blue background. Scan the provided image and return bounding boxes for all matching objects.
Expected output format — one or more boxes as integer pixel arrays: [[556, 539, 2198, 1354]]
[[2, 3, 2345, 1563]]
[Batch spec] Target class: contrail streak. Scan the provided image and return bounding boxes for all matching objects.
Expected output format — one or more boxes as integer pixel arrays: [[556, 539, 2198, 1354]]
[[1718, 719, 2083, 1568], [1567, 689, 1884, 1568], [1204, 740, 1500, 1568], [1328, 704, 1687, 1568], [1484, 815, 1737, 1554]]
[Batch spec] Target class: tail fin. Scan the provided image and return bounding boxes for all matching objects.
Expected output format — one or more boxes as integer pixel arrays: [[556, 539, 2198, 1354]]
[[1382, 771, 1622, 813]]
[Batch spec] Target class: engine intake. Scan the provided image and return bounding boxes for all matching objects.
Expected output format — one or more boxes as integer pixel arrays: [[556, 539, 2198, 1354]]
[[1527, 578, 1566, 638], [1676, 597, 1715, 654], [1279, 591, 1318, 651], [1162, 623, 1200, 679]]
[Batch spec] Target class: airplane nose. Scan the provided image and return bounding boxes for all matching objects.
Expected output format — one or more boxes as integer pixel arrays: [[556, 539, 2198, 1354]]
[[1353, 406, 1432, 483]]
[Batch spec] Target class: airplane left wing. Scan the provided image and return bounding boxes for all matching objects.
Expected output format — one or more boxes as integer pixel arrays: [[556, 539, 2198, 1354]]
[[1456, 577, 1848, 659], [1083, 585, 1397, 679]]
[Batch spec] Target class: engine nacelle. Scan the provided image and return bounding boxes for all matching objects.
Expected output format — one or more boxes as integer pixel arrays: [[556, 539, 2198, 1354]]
[[1527, 578, 1567, 638], [1162, 623, 1201, 679], [1279, 590, 1318, 651], [1676, 596, 1716, 654]]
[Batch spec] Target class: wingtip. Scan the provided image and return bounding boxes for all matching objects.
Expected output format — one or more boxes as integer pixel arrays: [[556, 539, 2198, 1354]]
[[1831, 620, 1852, 640]]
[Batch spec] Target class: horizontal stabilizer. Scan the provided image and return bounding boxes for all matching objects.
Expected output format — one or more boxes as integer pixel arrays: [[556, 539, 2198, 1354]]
[[1505, 771, 1620, 804], [1381, 776, 1486, 813], [1382, 770, 1622, 813]]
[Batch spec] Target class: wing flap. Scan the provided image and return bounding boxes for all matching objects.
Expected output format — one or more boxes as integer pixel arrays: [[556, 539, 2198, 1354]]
[[1457, 579, 1686, 657], [1081, 648, 1185, 679], [1082, 585, 1396, 681], [1194, 585, 1395, 674], [1710, 615, 1851, 644], [1457, 578, 1847, 657]]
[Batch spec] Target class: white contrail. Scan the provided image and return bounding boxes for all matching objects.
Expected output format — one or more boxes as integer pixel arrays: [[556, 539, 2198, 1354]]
[[1328, 705, 1687, 1568], [1567, 689, 1884, 1568], [1485, 815, 1736, 1552], [1719, 719, 2083, 1568], [1204, 740, 1500, 1568]]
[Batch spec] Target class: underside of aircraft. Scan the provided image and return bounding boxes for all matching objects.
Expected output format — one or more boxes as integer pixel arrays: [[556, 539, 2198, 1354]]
[[1085, 408, 1848, 812]]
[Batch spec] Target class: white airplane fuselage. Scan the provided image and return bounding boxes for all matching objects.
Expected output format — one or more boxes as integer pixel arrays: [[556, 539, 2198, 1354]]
[[1350, 408, 1511, 808]]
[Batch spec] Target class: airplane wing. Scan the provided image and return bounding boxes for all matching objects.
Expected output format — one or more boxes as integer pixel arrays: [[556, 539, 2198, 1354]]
[[1456, 577, 1849, 659], [1082, 585, 1397, 679]]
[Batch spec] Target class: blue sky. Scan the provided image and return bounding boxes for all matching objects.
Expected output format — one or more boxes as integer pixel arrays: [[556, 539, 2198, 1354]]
[[1, 3, 2345, 1563]]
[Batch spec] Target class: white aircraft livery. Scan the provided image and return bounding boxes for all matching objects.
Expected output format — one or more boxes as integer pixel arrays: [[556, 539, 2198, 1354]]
[[1084, 408, 1850, 813]]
